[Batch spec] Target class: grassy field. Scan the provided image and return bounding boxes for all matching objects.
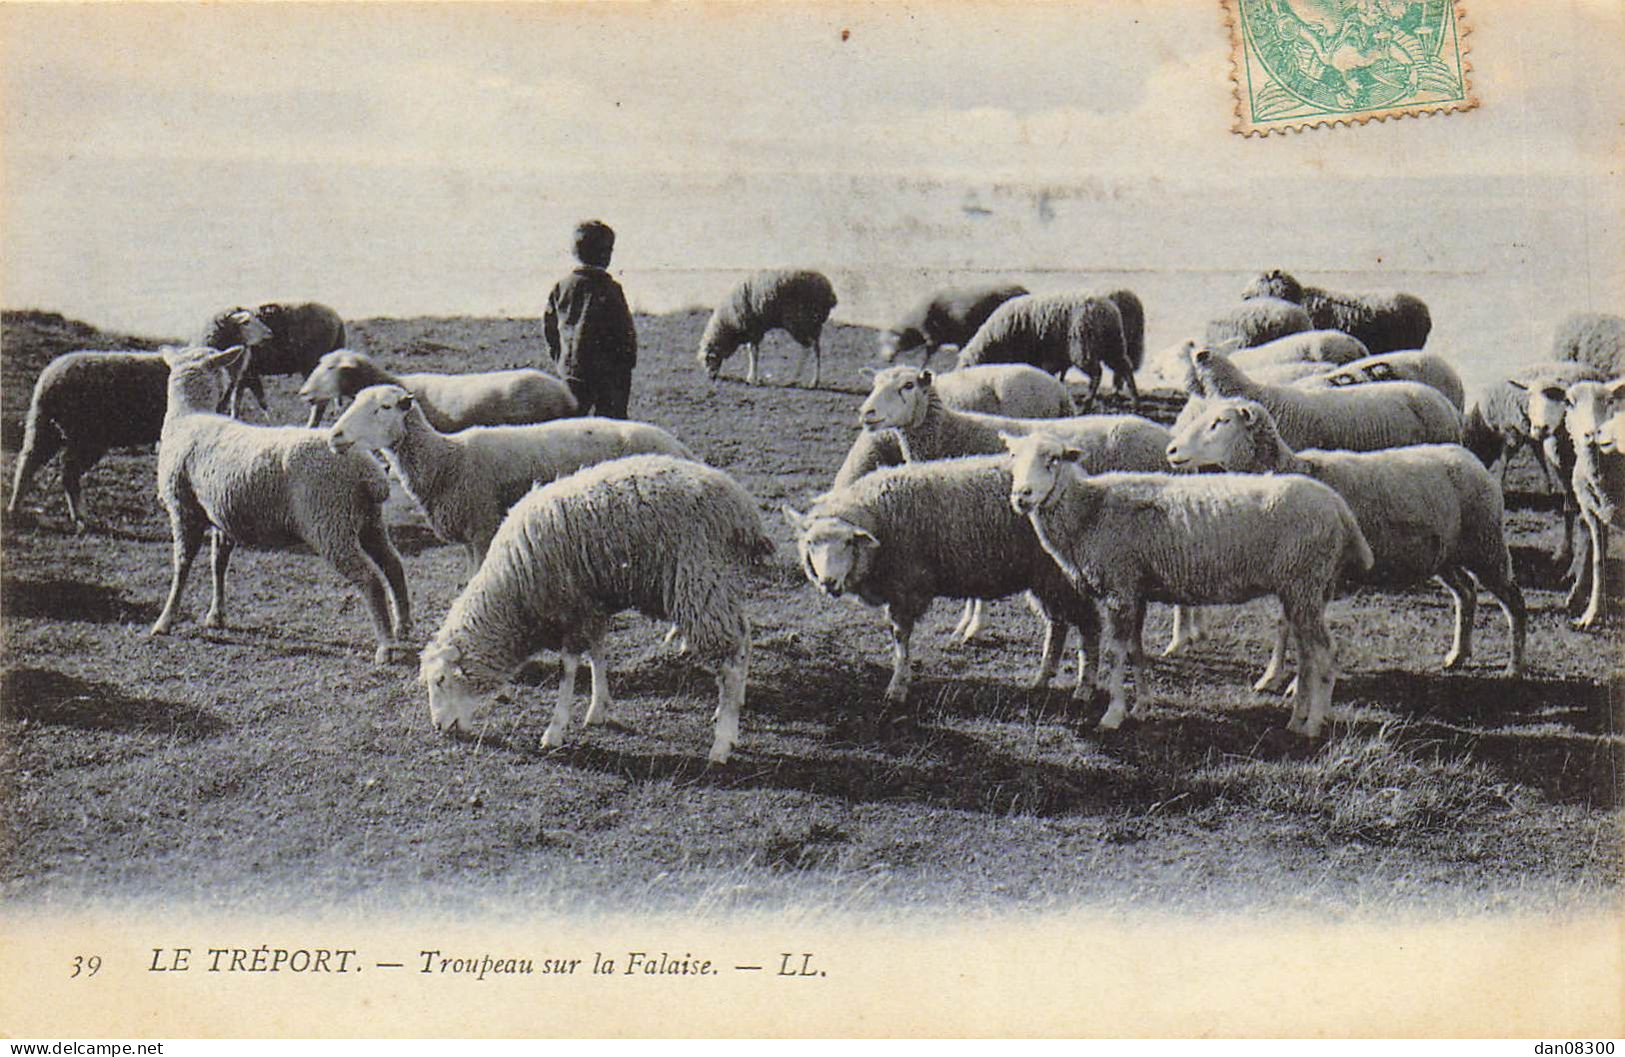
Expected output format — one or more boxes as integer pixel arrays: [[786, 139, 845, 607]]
[[0, 308, 1619, 918]]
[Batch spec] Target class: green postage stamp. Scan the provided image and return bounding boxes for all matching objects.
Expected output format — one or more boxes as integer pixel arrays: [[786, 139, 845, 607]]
[[1223, 0, 1476, 135]]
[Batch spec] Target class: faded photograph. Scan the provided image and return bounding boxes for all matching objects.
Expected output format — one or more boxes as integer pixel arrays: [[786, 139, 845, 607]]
[[1, 0, 1620, 1038]]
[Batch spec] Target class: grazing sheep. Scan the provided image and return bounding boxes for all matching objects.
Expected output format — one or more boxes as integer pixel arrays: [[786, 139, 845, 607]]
[[1242, 270, 1432, 354], [1300, 350, 1466, 410], [831, 364, 1074, 490], [1203, 298, 1313, 350], [1166, 398, 1526, 681], [149, 346, 411, 664], [831, 363, 1075, 641], [1181, 343, 1462, 452], [418, 454, 773, 763], [955, 292, 1139, 412], [1005, 430, 1373, 736], [6, 350, 173, 529], [879, 283, 1029, 368], [328, 384, 694, 572], [784, 456, 1100, 704], [203, 302, 344, 425], [1552, 312, 1625, 376], [860, 367, 1168, 469], [696, 269, 838, 387], [298, 349, 577, 432]]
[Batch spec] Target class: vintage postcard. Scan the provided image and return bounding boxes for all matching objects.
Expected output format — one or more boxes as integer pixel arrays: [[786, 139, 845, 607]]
[[1, 0, 1621, 1040]]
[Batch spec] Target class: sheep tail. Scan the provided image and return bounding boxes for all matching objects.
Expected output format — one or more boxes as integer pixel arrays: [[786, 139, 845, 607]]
[[1339, 503, 1376, 576]]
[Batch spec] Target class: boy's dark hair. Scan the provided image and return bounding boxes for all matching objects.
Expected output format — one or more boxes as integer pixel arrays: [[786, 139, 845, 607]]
[[572, 220, 616, 268]]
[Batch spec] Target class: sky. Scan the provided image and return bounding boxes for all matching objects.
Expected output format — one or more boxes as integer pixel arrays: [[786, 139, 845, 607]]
[[1, 0, 1621, 345], [4, 0, 1621, 182]]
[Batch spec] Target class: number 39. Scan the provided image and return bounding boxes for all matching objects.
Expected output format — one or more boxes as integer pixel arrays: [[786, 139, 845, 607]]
[[70, 955, 102, 978]]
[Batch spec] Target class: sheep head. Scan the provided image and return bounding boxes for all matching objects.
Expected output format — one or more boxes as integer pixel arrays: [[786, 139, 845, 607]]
[[783, 505, 878, 599], [162, 344, 252, 415], [329, 384, 414, 454], [858, 367, 933, 432], [1166, 399, 1267, 472], [299, 349, 367, 404], [1003, 430, 1083, 515], [1562, 379, 1625, 453], [419, 641, 486, 734], [696, 314, 739, 379], [1509, 376, 1572, 442], [1242, 269, 1301, 303]]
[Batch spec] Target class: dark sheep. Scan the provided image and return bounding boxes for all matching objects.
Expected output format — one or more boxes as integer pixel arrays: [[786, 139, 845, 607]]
[[203, 301, 347, 425], [879, 283, 1029, 369], [6, 349, 175, 529], [1551, 312, 1625, 375], [955, 292, 1139, 413], [1242, 270, 1432, 354], [1204, 297, 1314, 349], [696, 270, 838, 388]]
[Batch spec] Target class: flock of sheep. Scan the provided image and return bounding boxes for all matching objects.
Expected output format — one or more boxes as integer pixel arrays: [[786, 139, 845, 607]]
[[6, 272, 1623, 762]]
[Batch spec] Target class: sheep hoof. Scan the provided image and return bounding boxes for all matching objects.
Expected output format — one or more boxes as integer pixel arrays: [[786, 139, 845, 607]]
[[1571, 612, 1602, 631], [1502, 661, 1524, 680], [148, 620, 173, 637], [539, 729, 566, 751], [1252, 672, 1289, 694], [1441, 650, 1467, 670], [203, 612, 227, 630], [1161, 638, 1189, 657], [707, 744, 734, 765], [1097, 705, 1127, 731], [373, 644, 412, 666]]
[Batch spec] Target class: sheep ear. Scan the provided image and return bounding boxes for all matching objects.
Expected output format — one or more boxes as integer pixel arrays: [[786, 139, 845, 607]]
[[1191, 345, 1212, 365], [851, 528, 879, 552], [918, 369, 933, 386], [398, 391, 416, 410], [1059, 447, 1087, 465], [1235, 404, 1256, 424], [207, 344, 249, 370], [1540, 385, 1566, 403], [1506, 378, 1528, 391], [780, 504, 809, 532]]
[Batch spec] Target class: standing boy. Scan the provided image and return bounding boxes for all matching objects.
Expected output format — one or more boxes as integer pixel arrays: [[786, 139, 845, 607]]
[[544, 219, 638, 418]]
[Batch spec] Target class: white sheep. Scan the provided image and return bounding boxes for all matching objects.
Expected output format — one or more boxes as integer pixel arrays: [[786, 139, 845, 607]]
[[7, 349, 172, 529], [696, 269, 838, 388], [297, 349, 577, 431], [1241, 270, 1432, 354], [1181, 343, 1462, 452], [879, 283, 1029, 369], [418, 454, 773, 763], [1166, 398, 1526, 682], [784, 455, 1100, 704], [202, 302, 341, 424], [327, 384, 696, 573], [1535, 378, 1625, 627], [1299, 350, 1466, 411], [1004, 430, 1373, 736], [954, 292, 1139, 412], [859, 366, 1168, 468], [831, 363, 1074, 641], [1149, 331, 1367, 391], [1551, 312, 1625, 376], [831, 364, 1074, 490], [1203, 297, 1313, 350], [149, 346, 411, 664]]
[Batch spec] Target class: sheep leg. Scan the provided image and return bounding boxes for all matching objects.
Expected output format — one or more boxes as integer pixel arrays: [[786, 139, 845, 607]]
[[1163, 605, 1193, 655], [1073, 600, 1103, 701], [58, 445, 101, 532], [708, 640, 749, 764], [1096, 600, 1140, 730], [304, 400, 329, 429], [1030, 615, 1066, 690], [329, 546, 404, 664], [581, 643, 618, 728], [808, 336, 823, 390], [1253, 611, 1293, 693], [1439, 568, 1477, 670], [1565, 527, 1591, 611], [202, 530, 235, 629], [150, 507, 209, 636], [1077, 364, 1103, 414], [883, 605, 918, 703], [1574, 513, 1608, 629], [745, 343, 761, 385], [542, 651, 581, 749], [1475, 566, 1527, 678], [6, 419, 63, 521], [361, 520, 412, 641], [1112, 360, 1140, 414], [1286, 605, 1335, 737], [953, 599, 989, 642]]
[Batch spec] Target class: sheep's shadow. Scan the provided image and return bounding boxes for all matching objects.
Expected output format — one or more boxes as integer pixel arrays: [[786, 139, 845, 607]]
[[3, 576, 160, 625], [1, 665, 228, 739]]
